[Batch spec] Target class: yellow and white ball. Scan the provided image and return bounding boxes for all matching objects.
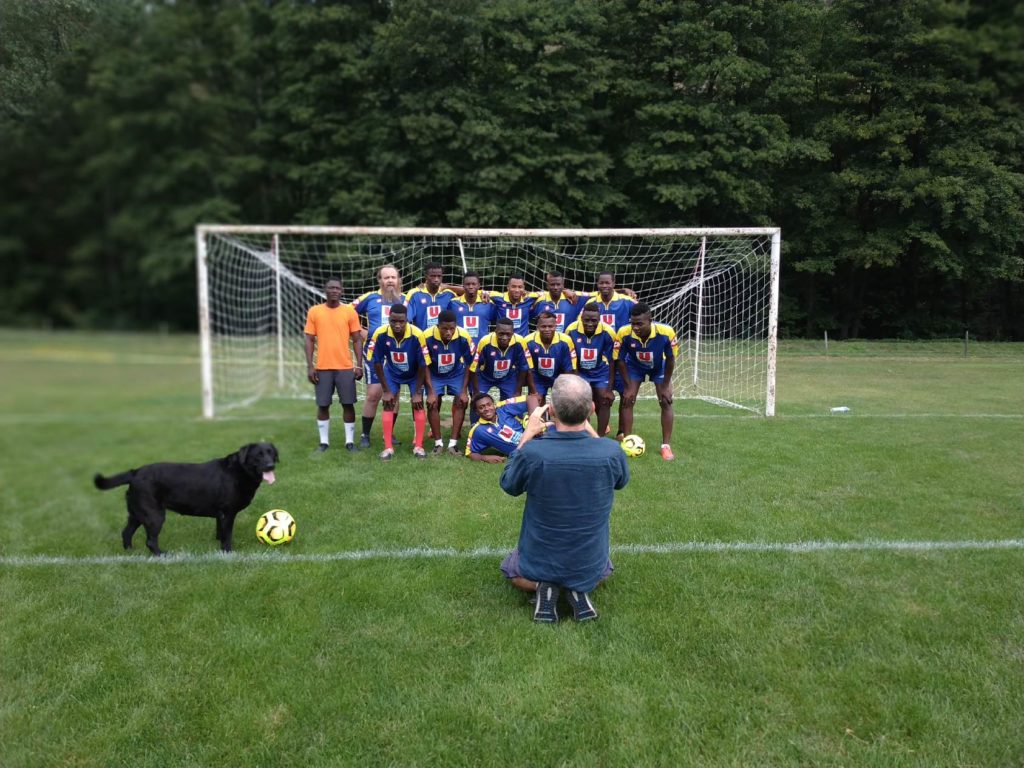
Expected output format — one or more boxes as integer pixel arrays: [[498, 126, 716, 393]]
[[621, 435, 646, 458], [255, 509, 296, 546]]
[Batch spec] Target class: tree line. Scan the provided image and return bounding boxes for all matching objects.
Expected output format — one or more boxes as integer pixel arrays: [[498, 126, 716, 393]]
[[2, 0, 1021, 338]]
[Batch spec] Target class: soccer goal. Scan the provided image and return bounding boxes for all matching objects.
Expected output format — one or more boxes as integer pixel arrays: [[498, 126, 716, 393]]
[[196, 226, 781, 418]]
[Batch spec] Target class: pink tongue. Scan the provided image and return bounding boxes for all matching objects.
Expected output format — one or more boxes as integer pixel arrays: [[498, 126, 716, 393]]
[[262, 471, 276, 485]]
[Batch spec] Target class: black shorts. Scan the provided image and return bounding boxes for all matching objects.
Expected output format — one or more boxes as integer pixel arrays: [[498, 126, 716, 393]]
[[314, 369, 357, 407]]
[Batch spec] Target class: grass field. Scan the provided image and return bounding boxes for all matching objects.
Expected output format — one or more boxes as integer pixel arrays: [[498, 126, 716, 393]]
[[1, 330, 1022, 767]]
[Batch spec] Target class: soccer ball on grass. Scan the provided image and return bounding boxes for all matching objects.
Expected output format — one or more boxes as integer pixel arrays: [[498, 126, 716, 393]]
[[620, 434, 646, 458], [256, 509, 296, 546]]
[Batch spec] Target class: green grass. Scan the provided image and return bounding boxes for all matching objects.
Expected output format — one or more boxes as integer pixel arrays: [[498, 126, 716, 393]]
[[1, 330, 1023, 766]]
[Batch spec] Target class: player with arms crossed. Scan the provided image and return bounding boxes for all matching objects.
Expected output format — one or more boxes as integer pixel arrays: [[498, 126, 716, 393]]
[[367, 303, 431, 460], [352, 264, 407, 449], [424, 309, 476, 455], [450, 271, 495, 342], [565, 303, 617, 438], [304, 277, 364, 452], [531, 271, 587, 333], [406, 261, 457, 332], [464, 392, 533, 464], [470, 317, 535, 403], [523, 311, 577, 404], [615, 303, 678, 461]]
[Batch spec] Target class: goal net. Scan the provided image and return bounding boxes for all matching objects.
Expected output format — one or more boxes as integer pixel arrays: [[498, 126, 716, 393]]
[[196, 227, 780, 418]]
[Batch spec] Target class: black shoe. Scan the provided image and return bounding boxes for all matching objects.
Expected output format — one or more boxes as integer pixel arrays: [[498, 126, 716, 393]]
[[533, 582, 560, 623], [359, 434, 371, 449], [345, 442, 355, 452], [565, 589, 598, 621], [316, 443, 329, 453], [392, 438, 402, 447]]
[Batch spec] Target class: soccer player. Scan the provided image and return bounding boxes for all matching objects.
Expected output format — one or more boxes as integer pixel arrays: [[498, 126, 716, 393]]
[[352, 264, 407, 449], [566, 303, 617, 437], [406, 261, 457, 331], [424, 309, 476, 455], [367, 303, 431, 460], [303, 278, 364, 452], [464, 392, 531, 463], [531, 271, 587, 333], [578, 272, 637, 331], [615, 303, 678, 461], [470, 317, 535, 402], [489, 274, 538, 336], [450, 271, 495, 342], [523, 311, 577, 403]]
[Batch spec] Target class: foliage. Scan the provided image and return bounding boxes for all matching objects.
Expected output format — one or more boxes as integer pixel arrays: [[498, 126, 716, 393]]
[[0, 0, 1021, 337]]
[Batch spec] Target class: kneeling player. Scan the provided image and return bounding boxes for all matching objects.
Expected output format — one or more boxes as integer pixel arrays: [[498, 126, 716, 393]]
[[615, 303, 678, 461], [464, 392, 537, 464]]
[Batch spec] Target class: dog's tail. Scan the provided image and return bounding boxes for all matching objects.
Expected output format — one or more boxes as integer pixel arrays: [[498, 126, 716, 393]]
[[93, 471, 135, 490]]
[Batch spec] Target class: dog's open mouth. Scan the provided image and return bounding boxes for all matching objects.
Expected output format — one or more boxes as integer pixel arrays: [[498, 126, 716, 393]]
[[262, 470, 276, 484]]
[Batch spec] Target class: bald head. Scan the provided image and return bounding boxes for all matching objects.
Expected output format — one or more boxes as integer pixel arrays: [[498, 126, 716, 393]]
[[549, 375, 593, 426]]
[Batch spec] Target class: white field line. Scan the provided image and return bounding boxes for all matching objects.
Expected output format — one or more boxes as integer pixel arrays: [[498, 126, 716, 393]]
[[2, 539, 1023, 568]]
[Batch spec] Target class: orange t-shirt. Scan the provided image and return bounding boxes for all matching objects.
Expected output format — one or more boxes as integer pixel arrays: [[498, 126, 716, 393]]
[[304, 303, 362, 370]]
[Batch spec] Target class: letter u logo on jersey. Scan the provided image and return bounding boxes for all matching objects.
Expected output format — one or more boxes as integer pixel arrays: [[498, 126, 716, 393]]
[[494, 359, 511, 377], [581, 347, 597, 369], [538, 357, 555, 373], [498, 425, 521, 444], [601, 313, 615, 327], [382, 305, 392, 321], [637, 350, 654, 366], [554, 313, 565, 329], [391, 350, 409, 371], [506, 309, 521, 320], [438, 352, 455, 373], [428, 305, 441, 319], [464, 316, 478, 329]]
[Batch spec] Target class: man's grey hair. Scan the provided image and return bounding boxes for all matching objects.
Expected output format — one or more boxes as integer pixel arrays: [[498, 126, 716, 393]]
[[550, 375, 592, 426]]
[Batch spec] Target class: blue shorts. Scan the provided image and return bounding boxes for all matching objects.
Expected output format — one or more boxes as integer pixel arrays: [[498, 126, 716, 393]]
[[578, 368, 612, 390], [533, 377, 555, 397], [429, 374, 465, 397], [622, 365, 666, 388], [364, 360, 382, 385], [476, 375, 519, 401], [500, 547, 614, 584], [384, 371, 420, 399]]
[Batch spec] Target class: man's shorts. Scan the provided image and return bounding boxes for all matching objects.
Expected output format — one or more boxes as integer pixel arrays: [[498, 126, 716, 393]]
[[363, 359, 382, 385], [477, 375, 520, 401], [533, 377, 555, 398], [428, 374, 465, 398], [383, 371, 421, 400], [578, 368, 612, 390], [315, 369, 357, 407], [500, 547, 614, 584], [620, 364, 666, 390]]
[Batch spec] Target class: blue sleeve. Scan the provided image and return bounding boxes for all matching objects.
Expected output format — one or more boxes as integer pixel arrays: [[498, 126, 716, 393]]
[[500, 449, 531, 496], [615, 449, 630, 490]]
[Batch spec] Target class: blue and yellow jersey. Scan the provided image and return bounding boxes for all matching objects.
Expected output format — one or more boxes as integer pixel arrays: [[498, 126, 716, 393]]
[[490, 292, 539, 336], [352, 291, 408, 337], [578, 292, 636, 331], [471, 331, 531, 383], [531, 292, 588, 333], [367, 324, 431, 384], [464, 396, 530, 457], [406, 287, 457, 331], [424, 326, 475, 382], [522, 331, 577, 384], [614, 323, 678, 376], [451, 295, 496, 341], [565, 318, 616, 381]]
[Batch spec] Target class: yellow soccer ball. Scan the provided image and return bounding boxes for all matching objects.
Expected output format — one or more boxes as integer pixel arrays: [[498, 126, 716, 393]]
[[255, 509, 296, 546], [621, 434, 646, 458]]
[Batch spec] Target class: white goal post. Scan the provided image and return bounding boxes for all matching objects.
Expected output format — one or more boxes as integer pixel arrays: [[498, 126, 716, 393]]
[[196, 226, 781, 419]]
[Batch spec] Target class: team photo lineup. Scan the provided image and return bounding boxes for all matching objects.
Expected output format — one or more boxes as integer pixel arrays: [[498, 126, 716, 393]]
[[304, 262, 680, 463]]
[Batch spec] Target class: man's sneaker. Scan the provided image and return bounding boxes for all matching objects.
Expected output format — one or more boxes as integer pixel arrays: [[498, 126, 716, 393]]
[[431, 444, 444, 456], [565, 589, 598, 622], [660, 444, 676, 461], [446, 446, 460, 456], [316, 443, 329, 453], [359, 434, 371, 449], [345, 442, 355, 452], [413, 446, 427, 459], [533, 582, 560, 623], [379, 448, 395, 461]]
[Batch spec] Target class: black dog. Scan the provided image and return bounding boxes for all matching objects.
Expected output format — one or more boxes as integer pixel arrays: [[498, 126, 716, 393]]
[[94, 443, 278, 555]]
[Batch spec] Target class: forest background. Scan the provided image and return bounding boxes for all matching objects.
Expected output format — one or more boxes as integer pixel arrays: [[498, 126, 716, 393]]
[[1, 0, 1021, 339]]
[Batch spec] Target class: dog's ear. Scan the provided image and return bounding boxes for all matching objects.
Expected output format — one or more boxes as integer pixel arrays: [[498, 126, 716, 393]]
[[271, 444, 279, 463], [238, 444, 252, 464]]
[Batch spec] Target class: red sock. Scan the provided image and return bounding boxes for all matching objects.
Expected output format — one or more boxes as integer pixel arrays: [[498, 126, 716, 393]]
[[382, 411, 395, 450], [413, 408, 426, 448]]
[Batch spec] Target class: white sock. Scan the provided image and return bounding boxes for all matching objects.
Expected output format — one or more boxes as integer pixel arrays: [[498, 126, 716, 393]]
[[318, 420, 329, 444], [448, 438, 458, 448], [435, 438, 444, 447], [344, 422, 355, 444]]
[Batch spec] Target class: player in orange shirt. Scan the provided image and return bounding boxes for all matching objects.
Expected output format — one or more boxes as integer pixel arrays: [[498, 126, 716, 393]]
[[304, 278, 364, 452]]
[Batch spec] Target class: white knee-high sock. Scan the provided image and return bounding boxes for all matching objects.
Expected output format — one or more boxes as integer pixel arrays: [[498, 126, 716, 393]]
[[343, 421, 355, 444], [318, 419, 330, 444]]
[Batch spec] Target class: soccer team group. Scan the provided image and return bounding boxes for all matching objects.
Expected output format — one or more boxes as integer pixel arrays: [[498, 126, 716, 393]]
[[303, 263, 680, 462]]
